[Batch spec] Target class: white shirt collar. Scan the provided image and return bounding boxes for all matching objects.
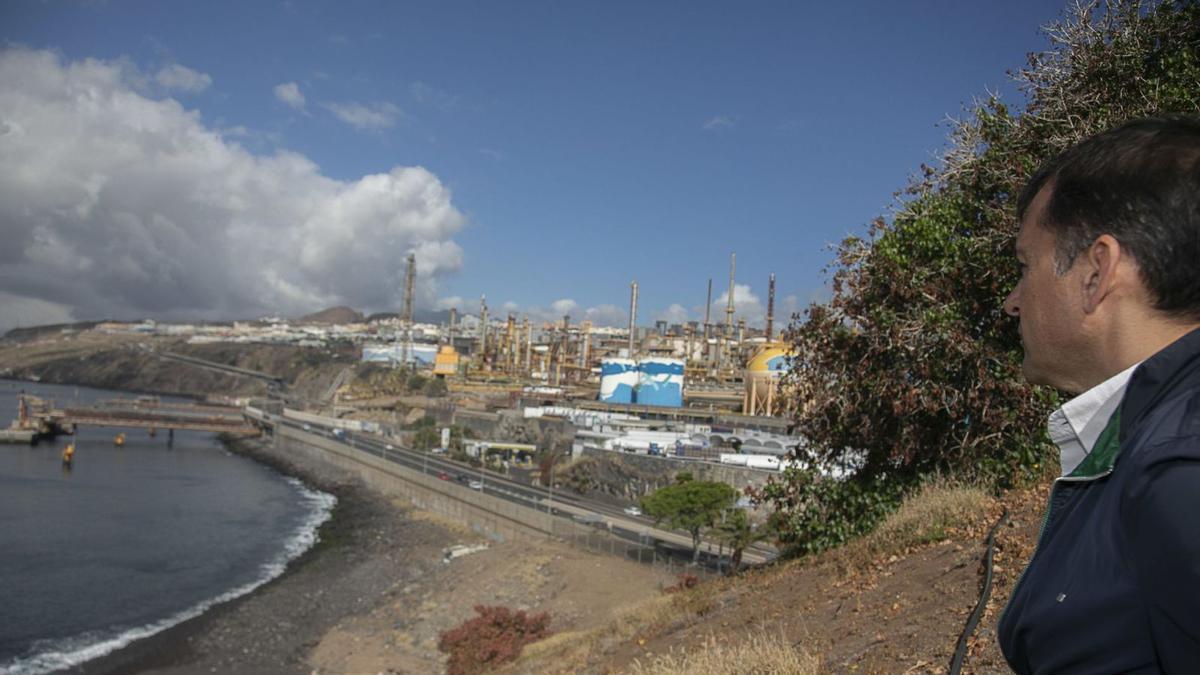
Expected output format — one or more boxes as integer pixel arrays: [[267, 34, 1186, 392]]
[[1048, 362, 1141, 476]]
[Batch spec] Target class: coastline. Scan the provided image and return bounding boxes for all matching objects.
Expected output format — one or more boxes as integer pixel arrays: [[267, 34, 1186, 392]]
[[72, 435, 462, 675]]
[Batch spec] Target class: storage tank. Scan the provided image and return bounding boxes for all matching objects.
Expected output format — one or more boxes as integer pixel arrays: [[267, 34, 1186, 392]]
[[599, 358, 638, 403], [636, 357, 685, 407], [743, 343, 791, 416]]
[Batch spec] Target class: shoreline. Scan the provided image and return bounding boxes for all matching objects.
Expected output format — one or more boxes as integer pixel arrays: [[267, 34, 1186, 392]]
[[71, 434, 461, 675]]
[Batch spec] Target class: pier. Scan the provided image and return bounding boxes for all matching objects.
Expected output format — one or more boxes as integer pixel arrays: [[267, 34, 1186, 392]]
[[3, 394, 259, 444]]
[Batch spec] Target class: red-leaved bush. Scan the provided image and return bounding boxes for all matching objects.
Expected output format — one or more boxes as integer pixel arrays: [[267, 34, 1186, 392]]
[[437, 605, 552, 675]]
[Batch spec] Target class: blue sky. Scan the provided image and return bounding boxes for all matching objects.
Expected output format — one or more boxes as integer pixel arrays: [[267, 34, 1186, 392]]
[[0, 1, 1066, 330]]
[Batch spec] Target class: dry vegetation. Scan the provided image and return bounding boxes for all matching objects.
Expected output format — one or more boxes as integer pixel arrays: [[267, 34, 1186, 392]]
[[627, 633, 820, 675], [505, 480, 1010, 673]]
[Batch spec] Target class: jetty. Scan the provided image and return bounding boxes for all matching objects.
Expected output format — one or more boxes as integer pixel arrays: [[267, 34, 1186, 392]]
[[3, 394, 259, 444]]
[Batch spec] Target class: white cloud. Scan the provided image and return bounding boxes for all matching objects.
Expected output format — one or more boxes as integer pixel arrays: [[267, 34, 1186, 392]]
[[713, 284, 765, 326], [582, 304, 627, 328], [324, 101, 400, 131], [703, 115, 734, 131], [273, 81, 305, 110], [155, 63, 212, 93], [435, 296, 465, 311], [487, 300, 627, 328], [0, 48, 465, 325], [550, 298, 578, 316], [657, 303, 689, 325]]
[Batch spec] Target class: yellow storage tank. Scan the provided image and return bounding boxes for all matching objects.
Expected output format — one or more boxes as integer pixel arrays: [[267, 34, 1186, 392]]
[[743, 343, 791, 416], [433, 345, 460, 377]]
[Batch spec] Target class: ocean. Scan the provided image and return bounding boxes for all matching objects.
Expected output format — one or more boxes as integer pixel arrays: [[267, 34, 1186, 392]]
[[0, 380, 335, 675]]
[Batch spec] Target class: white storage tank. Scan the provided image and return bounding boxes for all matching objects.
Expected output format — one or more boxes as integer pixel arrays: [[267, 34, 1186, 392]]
[[599, 358, 638, 404], [636, 357, 684, 407]]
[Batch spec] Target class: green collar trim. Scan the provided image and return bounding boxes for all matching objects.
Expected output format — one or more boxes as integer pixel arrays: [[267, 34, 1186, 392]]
[[1066, 407, 1122, 479]]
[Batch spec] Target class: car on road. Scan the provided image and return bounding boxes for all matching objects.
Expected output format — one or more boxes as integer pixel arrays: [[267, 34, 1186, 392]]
[[468, 480, 484, 490], [437, 472, 449, 481], [455, 473, 469, 483], [623, 506, 642, 517], [385, 444, 394, 451], [302, 423, 312, 431]]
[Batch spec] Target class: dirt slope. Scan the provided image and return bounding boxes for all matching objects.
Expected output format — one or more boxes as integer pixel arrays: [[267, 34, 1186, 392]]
[[520, 484, 1047, 674]]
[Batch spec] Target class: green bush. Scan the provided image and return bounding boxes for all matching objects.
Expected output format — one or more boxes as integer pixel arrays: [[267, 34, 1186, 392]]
[[766, 0, 1200, 550]]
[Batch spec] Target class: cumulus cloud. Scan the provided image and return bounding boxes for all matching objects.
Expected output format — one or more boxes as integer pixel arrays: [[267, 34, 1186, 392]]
[[657, 303, 689, 325], [155, 63, 212, 93], [550, 298, 578, 316], [712, 284, 765, 326], [486, 301, 627, 328], [435, 296, 466, 311], [0, 48, 465, 333], [324, 100, 400, 131], [273, 81, 305, 110]]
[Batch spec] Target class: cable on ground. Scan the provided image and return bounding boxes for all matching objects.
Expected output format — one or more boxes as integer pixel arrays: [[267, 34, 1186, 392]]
[[949, 508, 1010, 675]]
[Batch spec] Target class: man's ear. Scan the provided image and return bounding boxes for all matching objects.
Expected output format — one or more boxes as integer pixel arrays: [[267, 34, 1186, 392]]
[[1081, 234, 1122, 314]]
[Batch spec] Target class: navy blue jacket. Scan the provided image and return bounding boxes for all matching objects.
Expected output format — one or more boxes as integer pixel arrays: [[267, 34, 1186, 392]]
[[999, 328, 1200, 674]]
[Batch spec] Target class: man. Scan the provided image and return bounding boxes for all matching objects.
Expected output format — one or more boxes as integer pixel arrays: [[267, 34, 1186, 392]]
[[998, 115, 1200, 673]]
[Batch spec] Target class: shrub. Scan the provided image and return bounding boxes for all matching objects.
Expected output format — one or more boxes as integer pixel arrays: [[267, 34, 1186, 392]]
[[437, 605, 552, 675], [768, 0, 1200, 548], [663, 573, 700, 593]]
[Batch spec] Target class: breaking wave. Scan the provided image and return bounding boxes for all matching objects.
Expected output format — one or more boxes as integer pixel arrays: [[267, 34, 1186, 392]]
[[0, 478, 335, 675]]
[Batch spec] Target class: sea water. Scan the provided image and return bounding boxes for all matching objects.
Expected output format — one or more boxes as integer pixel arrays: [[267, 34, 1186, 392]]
[[0, 380, 335, 675]]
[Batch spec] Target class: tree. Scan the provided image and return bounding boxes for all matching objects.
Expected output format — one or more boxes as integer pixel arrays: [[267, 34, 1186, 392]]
[[714, 508, 771, 574], [763, 0, 1200, 551], [641, 480, 737, 563]]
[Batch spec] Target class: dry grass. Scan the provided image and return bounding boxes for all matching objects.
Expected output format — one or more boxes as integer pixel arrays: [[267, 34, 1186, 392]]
[[508, 479, 993, 673], [832, 476, 993, 573], [505, 589, 711, 673], [627, 633, 820, 675]]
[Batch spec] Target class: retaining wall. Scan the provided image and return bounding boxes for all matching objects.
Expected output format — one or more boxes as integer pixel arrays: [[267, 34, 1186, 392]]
[[278, 425, 592, 544]]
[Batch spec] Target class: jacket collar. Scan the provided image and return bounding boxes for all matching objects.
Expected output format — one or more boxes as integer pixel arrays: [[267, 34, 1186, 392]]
[[1120, 327, 1200, 442]]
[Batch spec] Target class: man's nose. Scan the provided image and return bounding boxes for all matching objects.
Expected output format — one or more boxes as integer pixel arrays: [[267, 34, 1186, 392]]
[[1003, 288, 1019, 317]]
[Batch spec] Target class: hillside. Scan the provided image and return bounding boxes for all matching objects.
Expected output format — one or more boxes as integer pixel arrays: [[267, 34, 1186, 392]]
[[0, 331, 352, 401], [505, 482, 1047, 674], [300, 305, 365, 324]]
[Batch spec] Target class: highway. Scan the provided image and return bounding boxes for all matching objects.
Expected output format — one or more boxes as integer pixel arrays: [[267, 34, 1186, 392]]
[[267, 415, 776, 568]]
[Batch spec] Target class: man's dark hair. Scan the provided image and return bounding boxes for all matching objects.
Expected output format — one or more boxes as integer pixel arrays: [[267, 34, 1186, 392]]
[[1016, 114, 1200, 319]]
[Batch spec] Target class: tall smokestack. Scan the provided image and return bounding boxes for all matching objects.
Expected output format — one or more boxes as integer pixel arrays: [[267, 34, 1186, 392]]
[[703, 278, 712, 341], [628, 280, 638, 357], [400, 253, 416, 366], [725, 252, 736, 337], [479, 295, 488, 366], [766, 272, 776, 341]]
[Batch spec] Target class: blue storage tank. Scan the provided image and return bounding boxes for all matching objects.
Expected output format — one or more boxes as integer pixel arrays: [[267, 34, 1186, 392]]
[[599, 358, 638, 403], [636, 358, 684, 407]]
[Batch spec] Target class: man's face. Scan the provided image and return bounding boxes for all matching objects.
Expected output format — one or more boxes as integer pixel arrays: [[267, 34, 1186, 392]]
[[1003, 186, 1091, 392]]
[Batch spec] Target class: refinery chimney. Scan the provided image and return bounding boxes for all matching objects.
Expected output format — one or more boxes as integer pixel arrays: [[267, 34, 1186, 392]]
[[725, 252, 736, 337], [628, 280, 638, 357], [766, 272, 776, 341]]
